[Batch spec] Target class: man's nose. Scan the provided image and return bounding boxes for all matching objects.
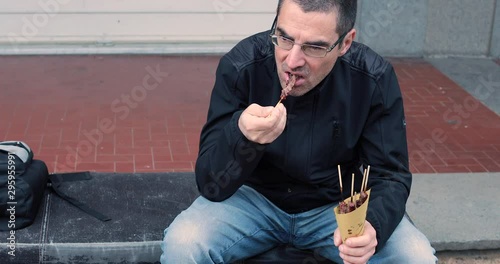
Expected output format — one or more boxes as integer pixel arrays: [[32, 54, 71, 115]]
[[285, 45, 306, 70]]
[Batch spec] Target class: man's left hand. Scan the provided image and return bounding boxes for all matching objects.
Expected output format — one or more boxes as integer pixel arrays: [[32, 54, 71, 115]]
[[334, 220, 377, 264]]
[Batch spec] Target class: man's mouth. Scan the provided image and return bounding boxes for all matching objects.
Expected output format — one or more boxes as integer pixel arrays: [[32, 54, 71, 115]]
[[286, 72, 304, 86]]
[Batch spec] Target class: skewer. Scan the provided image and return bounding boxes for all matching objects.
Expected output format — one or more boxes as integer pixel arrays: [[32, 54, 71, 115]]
[[361, 168, 367, 194], [351, 173, 355, 203], [337, 165, 343, 195], [275, 98, 283, 107], [364, 165, 371, 192]]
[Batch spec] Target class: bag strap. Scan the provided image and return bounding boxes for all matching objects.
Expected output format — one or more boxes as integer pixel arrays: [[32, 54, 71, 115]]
[[50, 171, 92, 183], [49, 173, 111, 222]]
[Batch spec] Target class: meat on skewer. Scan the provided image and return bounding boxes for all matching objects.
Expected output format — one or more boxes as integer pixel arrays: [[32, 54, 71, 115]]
[[282, 74, 296, 100], [276, 74, 296, 106], [348, 200, 357, 212], [337, 165, 371, 214], [338, 201, 348, 214], [340, 195, 366, 214], [359, 191, 368, 205]]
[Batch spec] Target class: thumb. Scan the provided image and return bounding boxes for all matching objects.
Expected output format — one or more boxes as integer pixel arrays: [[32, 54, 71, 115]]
[[333, 228, 342, 247], [269, 103, 285, 118], [246, 103, 274, 117]]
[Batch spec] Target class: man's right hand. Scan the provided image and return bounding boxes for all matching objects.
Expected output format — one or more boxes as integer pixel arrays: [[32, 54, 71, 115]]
[[238, 103, 287, 144]]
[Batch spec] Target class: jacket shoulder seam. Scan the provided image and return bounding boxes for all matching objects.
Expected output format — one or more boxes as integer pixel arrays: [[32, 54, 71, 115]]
[[341, 56, 390, 83]]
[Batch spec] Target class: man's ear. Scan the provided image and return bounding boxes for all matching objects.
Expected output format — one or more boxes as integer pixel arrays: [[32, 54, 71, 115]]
[[339, 29, 356, 56]]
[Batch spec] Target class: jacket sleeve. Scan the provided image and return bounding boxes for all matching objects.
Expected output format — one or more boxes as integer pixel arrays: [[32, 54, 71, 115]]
[[360, 64, 412, 252], [195, 55, 267, 201]]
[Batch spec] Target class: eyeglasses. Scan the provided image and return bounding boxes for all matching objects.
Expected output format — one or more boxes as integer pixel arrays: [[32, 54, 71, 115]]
[[269, 16, 348, 58]]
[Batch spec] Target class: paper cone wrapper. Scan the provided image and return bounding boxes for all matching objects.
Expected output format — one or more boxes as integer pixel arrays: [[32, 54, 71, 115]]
[[333, 189, 371, 243]]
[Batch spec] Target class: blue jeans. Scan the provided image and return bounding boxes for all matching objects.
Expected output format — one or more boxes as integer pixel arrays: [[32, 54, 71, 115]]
[[161, 185, 437, 264]]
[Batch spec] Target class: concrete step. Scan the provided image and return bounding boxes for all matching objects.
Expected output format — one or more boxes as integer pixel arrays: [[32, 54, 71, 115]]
[[437, 249, 500, 264], [1, 172, 498, 263], [406, 173, 500, 251]]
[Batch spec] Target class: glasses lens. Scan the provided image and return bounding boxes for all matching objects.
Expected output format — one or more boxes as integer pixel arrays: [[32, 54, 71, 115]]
[[271, 35, 329, 57], [276, 36, 293, 50], [303, 45, 327, 57]]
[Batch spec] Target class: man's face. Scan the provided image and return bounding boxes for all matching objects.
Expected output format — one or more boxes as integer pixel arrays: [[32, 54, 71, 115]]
[[274, 0, 348, 97]]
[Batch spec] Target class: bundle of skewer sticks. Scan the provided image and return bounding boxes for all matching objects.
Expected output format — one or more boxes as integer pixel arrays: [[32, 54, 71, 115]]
[[337, 165, 371, 214]]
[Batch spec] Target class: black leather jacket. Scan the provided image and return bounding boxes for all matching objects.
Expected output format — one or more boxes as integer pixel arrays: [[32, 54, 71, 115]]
[[195, 30, 411, 251]]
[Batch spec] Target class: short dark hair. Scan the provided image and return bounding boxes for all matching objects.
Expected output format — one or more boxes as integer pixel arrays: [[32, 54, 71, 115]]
[[276, 0, 357, 35]]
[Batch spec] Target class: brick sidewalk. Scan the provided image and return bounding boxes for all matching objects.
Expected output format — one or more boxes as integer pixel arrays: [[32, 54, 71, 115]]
[[1, 55, 499, 173], [392, 58, 500, 173]]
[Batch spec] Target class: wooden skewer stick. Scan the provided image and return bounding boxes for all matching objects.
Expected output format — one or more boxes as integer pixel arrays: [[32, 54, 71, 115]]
[[337, 165, 343, 195], [361, 168, 367, 194], [275, 98, 284, 108], [364, 165, 371, 192], [351, 173, 355, 202]]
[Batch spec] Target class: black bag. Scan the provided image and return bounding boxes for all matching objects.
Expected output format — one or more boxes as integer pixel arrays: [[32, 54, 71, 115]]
[[0, 141, 48, 230], [1, 141, 111, 231]]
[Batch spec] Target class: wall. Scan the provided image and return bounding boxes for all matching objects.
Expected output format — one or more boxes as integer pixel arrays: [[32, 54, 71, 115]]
[[356, 0, 499, 57], [0, 0, 277, 54], [491, 0, 500, 57], [0, 0, 498, 57]]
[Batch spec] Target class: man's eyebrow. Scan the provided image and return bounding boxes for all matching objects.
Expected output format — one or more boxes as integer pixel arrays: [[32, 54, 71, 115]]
[[276, 27, 292, 39], [276, 27, 330, 47]]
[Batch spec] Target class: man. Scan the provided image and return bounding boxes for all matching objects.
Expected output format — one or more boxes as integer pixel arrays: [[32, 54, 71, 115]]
[[161, 0, 437, 263]]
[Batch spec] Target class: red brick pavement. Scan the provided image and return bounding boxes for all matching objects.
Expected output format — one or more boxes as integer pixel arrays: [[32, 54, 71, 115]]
[[1, 55, 499, 173], [392, 58, 500, 173]]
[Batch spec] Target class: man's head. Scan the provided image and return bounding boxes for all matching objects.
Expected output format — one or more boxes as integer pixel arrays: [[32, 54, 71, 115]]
[[273, 0, 357, 97]]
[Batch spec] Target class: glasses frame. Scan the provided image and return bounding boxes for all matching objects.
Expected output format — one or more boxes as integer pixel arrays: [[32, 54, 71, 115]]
[[269, 16, 348, 58]]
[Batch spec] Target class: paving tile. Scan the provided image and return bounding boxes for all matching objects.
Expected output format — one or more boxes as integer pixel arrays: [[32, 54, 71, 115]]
[[171, 153, 199, 162], [115, 146, 152, 155], [465, 164, 488, 172], [155, 161, 193, 171], [152, 147, 174, 164], [97, 154, 133, 163], [430, 165, 471, 173], [1, 55, 498, 174], [76, 162, 115, 172], [168, 140, 191, 155], [96, 142, 115, 155], [134, 154, 154, 170], [115, 162, 135, 173], [54, 155, 77, 173]]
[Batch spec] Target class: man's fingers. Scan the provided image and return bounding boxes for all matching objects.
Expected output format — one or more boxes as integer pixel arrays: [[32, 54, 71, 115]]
[[239, 103, 287, 144], [339, 252, 371, 264], [340, 242, 374, 257], [267, 104, 287, 137], [275, 103, 287, 129], [344, 234, 371, 248], [337, 221, 377, 264]]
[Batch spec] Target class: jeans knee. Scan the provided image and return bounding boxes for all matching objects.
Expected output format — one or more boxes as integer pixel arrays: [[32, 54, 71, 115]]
[[373, 217, 437, 264], [377, 234, 437, 264], [160, 218, 212, 263]]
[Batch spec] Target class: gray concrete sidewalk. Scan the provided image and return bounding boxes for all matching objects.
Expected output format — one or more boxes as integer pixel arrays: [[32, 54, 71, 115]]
[[427, 58, 500, 115], [407, 173, 500, 252]]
